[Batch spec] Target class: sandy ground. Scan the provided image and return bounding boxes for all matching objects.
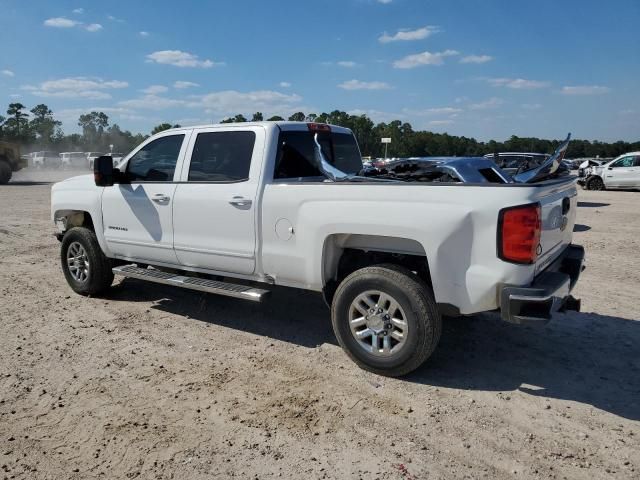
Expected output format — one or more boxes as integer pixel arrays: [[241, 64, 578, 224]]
[[0, 169, 638, 479]]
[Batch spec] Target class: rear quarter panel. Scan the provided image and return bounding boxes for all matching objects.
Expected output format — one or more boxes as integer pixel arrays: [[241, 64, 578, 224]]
[[260, 181, 575, 314]]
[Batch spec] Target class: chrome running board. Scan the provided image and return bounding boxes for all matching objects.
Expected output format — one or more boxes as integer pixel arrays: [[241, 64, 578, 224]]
[[112, 265, 269, 302]]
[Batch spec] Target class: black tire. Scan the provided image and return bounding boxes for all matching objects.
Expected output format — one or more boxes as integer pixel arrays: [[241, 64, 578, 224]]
[[586, 176, 605, 191], [61, 227, 114, 296], [0, 160, 11, 184], [331, 264, 442, 377]]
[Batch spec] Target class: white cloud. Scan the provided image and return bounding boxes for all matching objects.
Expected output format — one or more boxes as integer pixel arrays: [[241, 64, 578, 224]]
[[428, 120, 454, 126], [460, 55, 493, 64], [141, 85, 168, 95], [560, 85, 610, 95], [9, 94, 21, 98], [146, 50, 221, 68], [469, 97, 504, 110], [23, 77, 128, 100], [44, 16, 102, 32], [379, 26, 440, 43], [1, 69, 14, 77], [279, 81, 292, 88], [378, 0, 393, 3], [192, 90, 304, 116], [337, 61, 358, 68], [72, 8, 84, 14], [393, 49, 459, 69], [338, 79, 392, 90], [139, 31, 149, 37], [522, 103, 542, 110], [404, 107, 462, 115], [44, 17, 79, 28], [173, 81, 199, 89], [119, 95, 185, 110], [488, 78, 550, 89], [107, 15, 124, 23]]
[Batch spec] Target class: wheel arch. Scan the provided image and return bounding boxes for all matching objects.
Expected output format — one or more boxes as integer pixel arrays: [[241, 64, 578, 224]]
[[321, 233, 434, 306], [54, 209, 95, 232]]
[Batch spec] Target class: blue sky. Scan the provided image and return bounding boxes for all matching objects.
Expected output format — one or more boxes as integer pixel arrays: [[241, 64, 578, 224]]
[[1, 0, 638, 141]]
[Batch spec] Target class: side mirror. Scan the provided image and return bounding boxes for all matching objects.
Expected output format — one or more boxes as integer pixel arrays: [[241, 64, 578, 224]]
[[94, 156, 115, 186]]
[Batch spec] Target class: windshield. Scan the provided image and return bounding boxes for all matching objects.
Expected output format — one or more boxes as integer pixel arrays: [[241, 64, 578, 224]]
[[274, 131, 362, 179]]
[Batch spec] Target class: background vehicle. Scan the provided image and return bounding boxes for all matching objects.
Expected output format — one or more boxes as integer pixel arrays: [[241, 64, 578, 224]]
[[86, 152, 104, 169], [32, 150, 60, 168], [581, 152, 640, 190], [51, 122, 583, 376], [0, 141, 27, 184], [483, 152, 550, 176], [60, 152, 88, 169]]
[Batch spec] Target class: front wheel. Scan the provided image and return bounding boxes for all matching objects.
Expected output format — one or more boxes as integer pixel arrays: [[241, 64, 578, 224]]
[[331, 264, 442, 377], [586, 176, 605, 191], [61, 227, 114, 295]]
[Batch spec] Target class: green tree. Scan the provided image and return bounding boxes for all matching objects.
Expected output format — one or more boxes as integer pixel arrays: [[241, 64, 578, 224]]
[[266, 115, 284, 121], [78, 111, 109, 148], [151, 123, 181, 135], [5, 103, 30, 140], [221, 114, 248, 123], [251, 112, 264, 122], [288, 112, 306, 122], [29, 104, 61, 144]]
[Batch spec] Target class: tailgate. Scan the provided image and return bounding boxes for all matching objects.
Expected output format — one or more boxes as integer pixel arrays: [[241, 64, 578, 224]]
[[534, 180, 578, 275]]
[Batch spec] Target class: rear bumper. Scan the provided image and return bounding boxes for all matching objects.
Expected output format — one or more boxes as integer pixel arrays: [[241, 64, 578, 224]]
[[499, 244, 585, 326]]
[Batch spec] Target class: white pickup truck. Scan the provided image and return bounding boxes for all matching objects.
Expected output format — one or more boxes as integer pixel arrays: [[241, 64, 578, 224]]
[[51, 122, 584, 376]]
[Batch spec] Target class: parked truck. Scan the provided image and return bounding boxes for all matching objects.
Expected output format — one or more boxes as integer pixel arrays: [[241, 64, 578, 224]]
[[51, 122, 584, 376], [0, 141, 27, 184]]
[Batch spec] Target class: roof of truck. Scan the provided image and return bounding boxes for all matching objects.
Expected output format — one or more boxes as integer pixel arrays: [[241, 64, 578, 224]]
[[162, 121, 353, 135]]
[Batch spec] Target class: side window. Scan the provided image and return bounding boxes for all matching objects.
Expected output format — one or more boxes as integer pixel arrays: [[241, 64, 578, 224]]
[[275, 132, 323, 179], [126, 134, 184, 182], [634, 156, 640, 167], [610, 156, 634, 168], [188, 131, 256, 182]]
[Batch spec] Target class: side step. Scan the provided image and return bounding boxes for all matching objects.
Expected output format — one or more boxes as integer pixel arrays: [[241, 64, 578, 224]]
[[112, 265, 270, 302]]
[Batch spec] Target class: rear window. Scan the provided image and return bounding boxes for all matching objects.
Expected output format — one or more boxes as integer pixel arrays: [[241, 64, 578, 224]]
[[188, 131, 256, 182], [274, 131, 362, 179]]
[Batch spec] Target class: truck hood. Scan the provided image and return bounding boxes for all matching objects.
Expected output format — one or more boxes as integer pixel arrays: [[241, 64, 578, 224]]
[[51, 174, 96, 191]]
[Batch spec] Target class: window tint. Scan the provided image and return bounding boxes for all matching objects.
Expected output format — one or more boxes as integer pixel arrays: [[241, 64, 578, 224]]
[[126, 135, 184, 182], [188, 131, 256, 182], [274, 131, 362, 179], [634, 156, 640, 167]]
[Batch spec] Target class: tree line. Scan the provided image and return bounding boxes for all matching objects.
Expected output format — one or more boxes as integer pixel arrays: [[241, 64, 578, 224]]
[[1, 102, 638, 159]]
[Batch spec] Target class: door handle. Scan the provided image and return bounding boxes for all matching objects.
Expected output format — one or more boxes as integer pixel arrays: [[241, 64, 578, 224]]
[[229, 196, 252, 207], [151, 193, 170, 204]]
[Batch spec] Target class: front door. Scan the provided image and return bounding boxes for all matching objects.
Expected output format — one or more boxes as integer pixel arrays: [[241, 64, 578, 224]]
[[605, 155, 635, 188], [172, 126, 265, 275], [102, 132, 189, 265]]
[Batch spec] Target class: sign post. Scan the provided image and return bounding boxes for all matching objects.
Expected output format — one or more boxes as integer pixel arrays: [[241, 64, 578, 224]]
[[381, 137, 391, 159]]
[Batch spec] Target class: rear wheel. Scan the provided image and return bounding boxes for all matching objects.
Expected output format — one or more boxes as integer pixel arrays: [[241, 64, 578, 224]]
[[61, 227, 114, 295], [586, 176, 605, 191], [0, 160, 11, 184], [331, 264, 441, 377]]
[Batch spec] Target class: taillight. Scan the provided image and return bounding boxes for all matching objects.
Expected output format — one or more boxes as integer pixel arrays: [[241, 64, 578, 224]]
[[498, 203, 541, 264], [307, 122, 331, 132]]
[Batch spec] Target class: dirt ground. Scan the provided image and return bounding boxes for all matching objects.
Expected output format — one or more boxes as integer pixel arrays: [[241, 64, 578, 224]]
[[1, 170, 638, 479]]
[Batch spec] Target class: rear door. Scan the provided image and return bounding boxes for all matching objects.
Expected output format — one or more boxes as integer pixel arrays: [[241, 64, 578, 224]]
[[102, 132, 189, 265], [172, 126, 265, 274]]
